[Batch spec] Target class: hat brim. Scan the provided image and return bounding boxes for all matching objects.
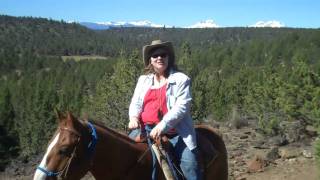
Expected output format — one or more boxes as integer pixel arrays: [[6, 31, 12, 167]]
[[143, 42, 174, 67]]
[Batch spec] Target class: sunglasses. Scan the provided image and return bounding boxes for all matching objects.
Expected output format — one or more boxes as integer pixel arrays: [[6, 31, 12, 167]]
[[151, 53, 168, 59]]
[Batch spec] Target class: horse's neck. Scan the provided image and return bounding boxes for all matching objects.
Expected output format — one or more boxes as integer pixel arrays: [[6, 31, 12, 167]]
[[90, 125, 145, 178], [97, 126, 142, 156]]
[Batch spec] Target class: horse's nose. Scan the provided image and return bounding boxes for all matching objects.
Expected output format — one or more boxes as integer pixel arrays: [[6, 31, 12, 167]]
[[33, 169, 47, 180]]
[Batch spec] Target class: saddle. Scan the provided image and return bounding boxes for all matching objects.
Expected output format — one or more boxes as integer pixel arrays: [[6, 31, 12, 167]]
[[129, 128, 218, 170]]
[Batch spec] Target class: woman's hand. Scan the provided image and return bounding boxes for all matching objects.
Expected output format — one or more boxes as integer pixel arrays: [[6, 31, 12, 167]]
[[128, 116, 140, 129], [150, 122, 166, 139]]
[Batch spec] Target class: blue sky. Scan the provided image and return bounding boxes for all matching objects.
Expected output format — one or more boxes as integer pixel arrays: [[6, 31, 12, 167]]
[[1, 0, 319, 28]]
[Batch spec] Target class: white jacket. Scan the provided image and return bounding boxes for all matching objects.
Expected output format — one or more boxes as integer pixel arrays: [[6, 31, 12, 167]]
[[129, 70, 197, 150]]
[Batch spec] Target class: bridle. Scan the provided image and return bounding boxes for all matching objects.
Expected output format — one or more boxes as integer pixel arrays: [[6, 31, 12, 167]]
[[36, 121, 98, 178]]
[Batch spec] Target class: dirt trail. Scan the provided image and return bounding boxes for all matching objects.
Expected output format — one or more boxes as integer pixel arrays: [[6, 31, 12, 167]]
[[240, 157, 318, 180]]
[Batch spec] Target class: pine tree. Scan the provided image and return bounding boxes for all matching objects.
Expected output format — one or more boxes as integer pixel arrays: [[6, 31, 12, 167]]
[[178, 41, 193, 75], [87, 50, 142, 130], [0, 87, 18, 170]]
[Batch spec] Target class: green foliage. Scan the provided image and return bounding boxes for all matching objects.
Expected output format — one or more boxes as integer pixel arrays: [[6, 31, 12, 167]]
[[0, 53, 114, 160], [1, 15, 320, 170], [86, 51, 143, 130], [192, 69, 214, 122], [14, 73, 58, 157], [178, 41, 197, 77], [244, 69, 285, 135], [0, 87, 18, 170], [244, 56, 320, 135]]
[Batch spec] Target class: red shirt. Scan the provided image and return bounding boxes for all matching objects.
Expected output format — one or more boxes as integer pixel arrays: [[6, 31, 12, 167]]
[[140, 84, 168, 125]]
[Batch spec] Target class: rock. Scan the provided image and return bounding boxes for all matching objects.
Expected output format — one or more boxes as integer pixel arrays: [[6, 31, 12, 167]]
[[220, 118, 317, 179], [210, 121, 221, 129], [287, 158, 297, 163], [268, 135, 288, 146], [279, 147, 301, 159], [251, 140, 268, 149], [266, 147, 280, 161], [232, 118, 249, 129], [240, 135, 249, 139], [280, 121, 305, 143], [236, 177, 247, 180], [247, 155, 267, 172], [305, 125, 317, 137], [302, 149, 313, 158]]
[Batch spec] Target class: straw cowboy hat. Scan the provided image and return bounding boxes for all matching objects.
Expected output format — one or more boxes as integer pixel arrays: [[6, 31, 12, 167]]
[[142, 40, 175, 67]]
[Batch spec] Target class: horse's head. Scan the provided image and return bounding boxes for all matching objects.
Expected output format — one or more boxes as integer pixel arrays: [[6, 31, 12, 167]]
[[34, 111, 95, 180]]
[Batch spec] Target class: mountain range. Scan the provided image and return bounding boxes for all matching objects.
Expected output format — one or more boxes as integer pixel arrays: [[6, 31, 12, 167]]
[[79, 19, 285, 30]]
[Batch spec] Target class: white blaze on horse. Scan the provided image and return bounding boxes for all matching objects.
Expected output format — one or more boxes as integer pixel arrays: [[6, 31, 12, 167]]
[[34, 133, 61, 179], [34, 111, 228, 180]]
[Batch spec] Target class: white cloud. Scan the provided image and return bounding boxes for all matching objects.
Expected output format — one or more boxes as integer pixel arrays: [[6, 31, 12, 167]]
[[187, 19, 219, 28], [250, 20, 285, 28]]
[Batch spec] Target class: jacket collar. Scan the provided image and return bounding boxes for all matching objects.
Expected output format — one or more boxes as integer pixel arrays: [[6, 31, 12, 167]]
[[167, 69, 176, 84], [146, 69, 177, 84]]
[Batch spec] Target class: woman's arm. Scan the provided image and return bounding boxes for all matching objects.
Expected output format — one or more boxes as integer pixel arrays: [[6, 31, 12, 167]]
[[163, 78, 192, 127], [128, 76, 145, 126], [150, 76, 192, 138]]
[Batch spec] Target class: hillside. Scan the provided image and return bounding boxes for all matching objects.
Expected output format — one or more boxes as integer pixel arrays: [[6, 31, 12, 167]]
[[0, 15, 319, 175]]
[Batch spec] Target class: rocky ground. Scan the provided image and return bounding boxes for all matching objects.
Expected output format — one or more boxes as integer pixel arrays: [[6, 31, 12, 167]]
[[219, 119, 319, 180], [0, 119, 319, 180]]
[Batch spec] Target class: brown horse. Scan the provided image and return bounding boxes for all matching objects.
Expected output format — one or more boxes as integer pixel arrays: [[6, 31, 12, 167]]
[[33, 111, 228, 180]]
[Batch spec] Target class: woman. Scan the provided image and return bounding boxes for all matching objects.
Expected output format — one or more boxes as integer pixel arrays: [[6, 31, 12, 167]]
[[128, 40, 202, 180]]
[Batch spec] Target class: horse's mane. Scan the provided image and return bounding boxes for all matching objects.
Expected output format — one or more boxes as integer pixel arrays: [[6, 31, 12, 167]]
[[87, 119, 137, 144]]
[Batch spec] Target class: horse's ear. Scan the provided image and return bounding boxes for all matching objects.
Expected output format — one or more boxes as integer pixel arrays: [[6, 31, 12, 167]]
[[54, 108, 64, 121], [66, 111, 75, 121], [82, 112, 89, 122]]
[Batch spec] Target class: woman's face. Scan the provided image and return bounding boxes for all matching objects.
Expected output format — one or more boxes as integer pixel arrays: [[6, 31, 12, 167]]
[[150, 48, 169, 74]]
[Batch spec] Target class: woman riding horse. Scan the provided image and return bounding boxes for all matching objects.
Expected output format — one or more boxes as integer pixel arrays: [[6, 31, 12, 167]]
[[128, 39, 202, 179], [33, 111, 228, 180]]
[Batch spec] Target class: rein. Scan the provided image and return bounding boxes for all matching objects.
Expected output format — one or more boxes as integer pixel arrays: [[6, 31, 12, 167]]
[[36, 121, 98, 178]]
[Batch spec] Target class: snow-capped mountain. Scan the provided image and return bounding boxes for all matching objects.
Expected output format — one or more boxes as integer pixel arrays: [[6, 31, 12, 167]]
[[80, 20, 167, 29], [79, 19, 220, 29], [250, 20, 285, 28], [187, 20, 219, 28], [79, 19, 285, 30]]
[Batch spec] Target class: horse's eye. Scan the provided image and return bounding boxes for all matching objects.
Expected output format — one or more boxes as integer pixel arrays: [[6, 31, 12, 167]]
[[59, 147, 72, 157]]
